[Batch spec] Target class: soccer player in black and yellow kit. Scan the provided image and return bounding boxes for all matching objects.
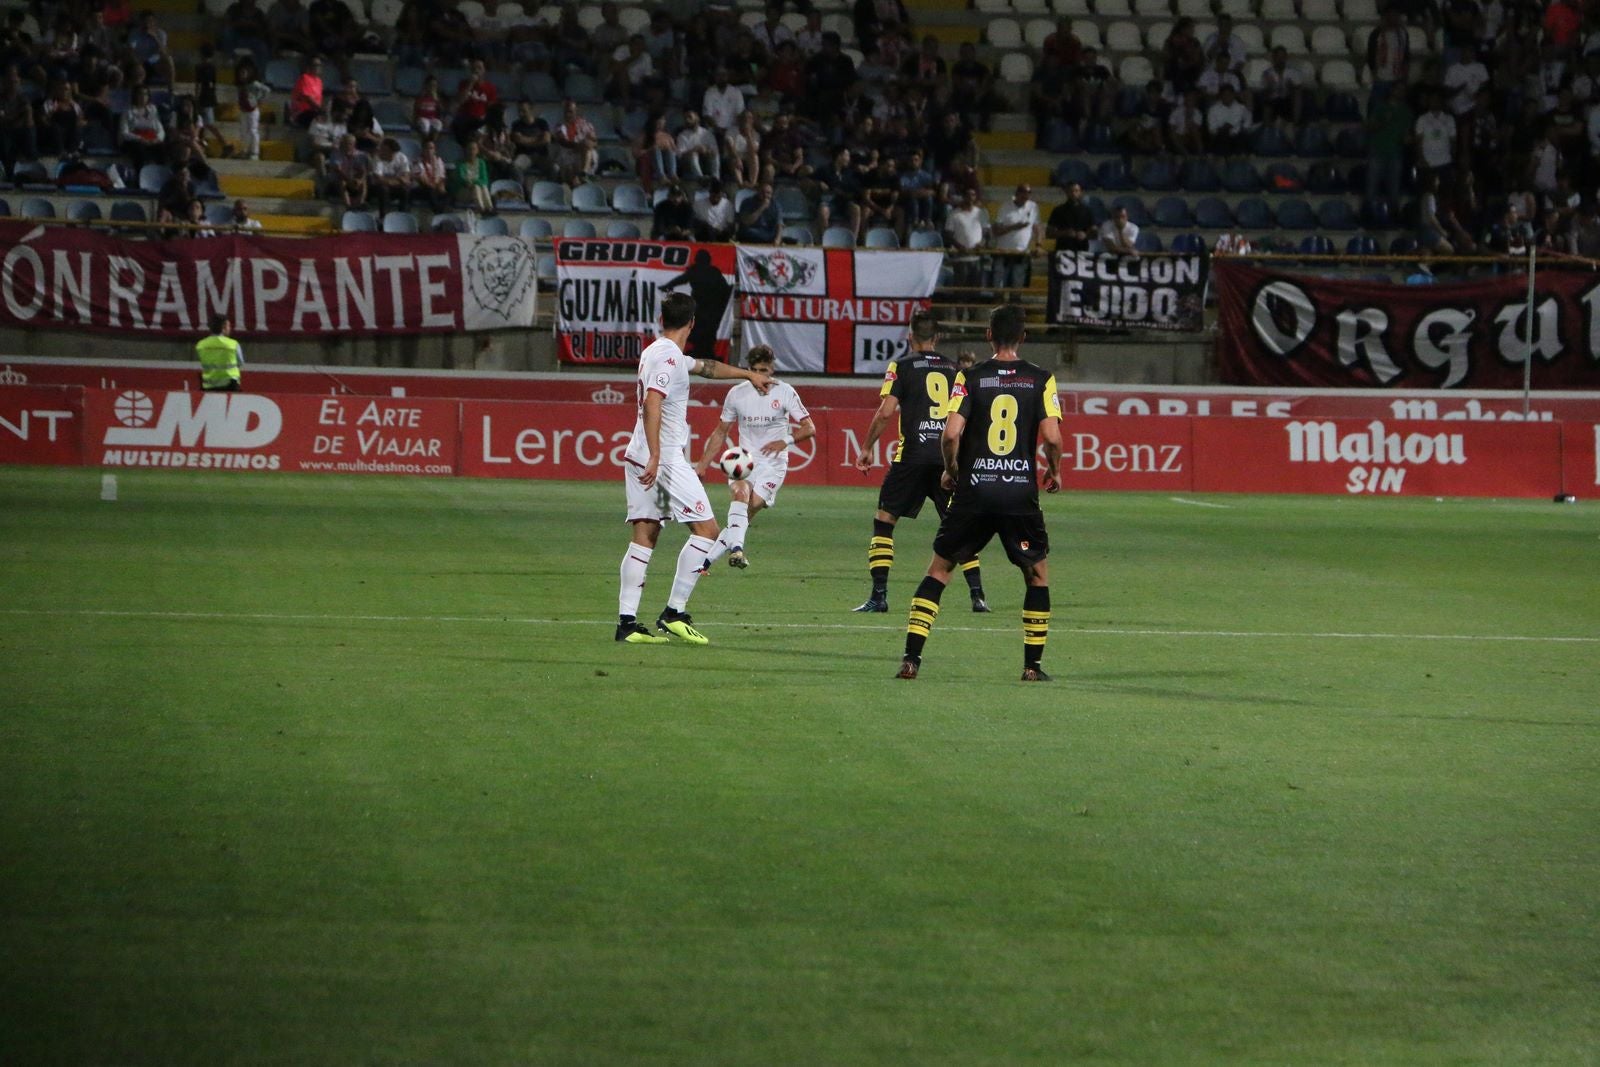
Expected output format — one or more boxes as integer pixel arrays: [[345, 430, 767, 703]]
[[852, 311, 990, 613], [897, 304, 1064, 682]]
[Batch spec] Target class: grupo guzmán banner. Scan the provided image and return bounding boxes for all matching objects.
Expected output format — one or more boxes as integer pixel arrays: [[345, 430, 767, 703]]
[[1213, 259, 1600, 390], [0, 220, 536, 337], [1048, 249, 1208, 331], [735, 246, 942, 375], [554, 239, 735, 365]]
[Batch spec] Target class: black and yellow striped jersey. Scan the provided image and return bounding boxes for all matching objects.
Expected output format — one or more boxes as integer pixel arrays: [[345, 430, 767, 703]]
[[950, 357, 1062, 513], [879, 350, 958, 466]]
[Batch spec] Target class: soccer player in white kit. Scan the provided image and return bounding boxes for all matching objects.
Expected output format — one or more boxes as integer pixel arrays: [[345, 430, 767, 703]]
[[617, 292, 774, 645], [694, 345, 816, 570]]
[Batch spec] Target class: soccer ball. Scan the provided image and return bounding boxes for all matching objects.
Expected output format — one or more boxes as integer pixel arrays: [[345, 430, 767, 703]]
[[718, 445, 755, 480]]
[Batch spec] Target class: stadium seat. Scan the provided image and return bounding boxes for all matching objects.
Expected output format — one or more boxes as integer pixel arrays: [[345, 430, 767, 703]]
[[1345, 235, 1379, 254], [1344, 0, 1379, 19], [821, 225, 856, 248], [1153, 195, 1193, 227], [605, 183, 647, 217], [1170, 232, 1206, 254], [472, 215, 508, 237], [1260, 0, 1296, 17], [1083, 123, 1116, 152], [1084, 195, 1109, 224], [1145, 20, 1173, 51], [1092, 0, 1130, 14], [1175, 0, 1208, 15], [264, 58, 300, 91], [382, 211, 419, 233], [1136, 158, 1178, 191], [1105, 21, 1142, 51], [490, 179, 529, 210], [1362, 198, 1391, 229], [352, 59, 391, 97], [436, 68, 467, 96], [393, 66, 427, 97], [1317, 199, 1359, 230], [1309, 25, 1348, 55], [1253, 126, 1293, 157], [341, 210, 378, 232], [908, 229, 943, 249], [1096, 158, 1135, 191], [1118, 55, 1156, 87], [18, 196, 53, 219], [1071, 19, 1102, 49], [1194, 197, 1233, 228], [1235, 198, 1274, 229], [863, 227, 900, 248], [1323, 89, 1361, 121], [1110, 194, 1150, 226], [204, 203, 232, 226], [571, 182, 610, 214], [1276, 199, 1317, 229], [562, 218, 597, 238], [1134, 230, 1163, 253], [109, 200, 145, 222], [603, 220, 640, 238], [371, 0, 404, 25], [1221, 159, 1262, 193], [1133, 0, 1168, 15], [988, 18, 1023, 46], [1299, 235, 1334, 254], [1040, 120, 1079, 153], [427, 212, 466, 234], [1263, 162, 1303, 190], [1179, 158, 1221, 192], [521, 71, 560, 101], [530, 181, 569, 212], [1302, 0, 1339, 18], [774, 185, 811, 223], [519, 216, 554, 239], [536, 250, 557, 283], [1013, 0, 1048, 12], [999, 53, 1033, 83], [1234, 23, 1266, 54], [437, 139, 465, 165], [782, 225, 813, 246], [66, 199, 101, 221], [1295, 125, 1334, 158], [1335, 127, 1368, 158], [1389, 234, 1418, 254], [81, 124, 115, 157], [565, 73, 602, 104], [1053, 158, 1094, 189], [1269, 24, 1308, 53]]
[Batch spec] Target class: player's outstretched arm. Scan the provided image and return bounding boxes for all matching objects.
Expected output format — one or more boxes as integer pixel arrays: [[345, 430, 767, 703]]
[[697, 419, 733, 474], [1040, 416, 1063, 493], [693, 358, 772, 394], [855, 396, 898, 472]]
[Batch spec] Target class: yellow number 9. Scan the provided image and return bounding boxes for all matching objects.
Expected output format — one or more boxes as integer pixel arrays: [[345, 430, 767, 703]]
[[925, 373, 953, 419]]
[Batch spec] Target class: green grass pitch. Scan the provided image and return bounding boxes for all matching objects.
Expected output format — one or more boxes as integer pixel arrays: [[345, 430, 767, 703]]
[[2, 467, 1597, 1065]]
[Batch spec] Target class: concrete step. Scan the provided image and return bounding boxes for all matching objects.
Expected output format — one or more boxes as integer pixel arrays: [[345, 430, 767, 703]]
[[905, 0, 971, 10], [219, 173, 317, 199], [257, 213, 337, 235], [923, 24, 983, 46], [976, 130, 1037, 151], [210, 157, 316, 179], [981, 163, 1054, 188]]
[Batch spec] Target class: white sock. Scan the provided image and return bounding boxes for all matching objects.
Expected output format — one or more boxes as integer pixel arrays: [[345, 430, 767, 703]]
[[618, 544, 652, 619], [667, 535, 716, 611], [703, 501, 748, 566]]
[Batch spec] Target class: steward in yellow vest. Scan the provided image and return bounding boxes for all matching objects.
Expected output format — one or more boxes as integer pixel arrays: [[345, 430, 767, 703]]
[[196, 315, 243, 391]]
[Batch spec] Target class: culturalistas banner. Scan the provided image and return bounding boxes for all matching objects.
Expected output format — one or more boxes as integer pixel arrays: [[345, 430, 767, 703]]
[[1048, 249, 1208, 330], [1213, 260, 1600, 390], [0, 220, 537, 337], [554, 239, 735, 365], [735, 247, 942, 375]]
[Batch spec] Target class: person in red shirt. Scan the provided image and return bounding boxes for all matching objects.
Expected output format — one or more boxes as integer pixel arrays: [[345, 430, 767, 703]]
[[289, 55, 323, 128], [1544, 0, 1581, 54], [1041, 18, 1082, 68], [450, 58, 497, 144]]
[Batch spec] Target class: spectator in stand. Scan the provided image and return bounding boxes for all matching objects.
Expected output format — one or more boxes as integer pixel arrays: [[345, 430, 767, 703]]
[[307, 0, 358, 77], [348, 93, 382, 152], [370, 136, 412, 216], [1202, 13, 1246, 75], [943, 187, 987, 289], [1365, 87, 1412, 216], [926, 109, 974, 175], [451, 136, 493, 214], [948, 42, 1004, 134], [1414, 90, 1458, 181], [652, 181, 695, 240], [185, 198, 216, 237], [267, 0, 314, 57], [170, 95, 228, 165], [119, 84, 165, 168], [1214, 227, 1252, 255], [40, 79, 84, 155], [157, 163, 195, 224], [1443, 47, 1490, 122], [900, 35, 946, 98], [289, 55, 324, 129], [703, 68, 744, 136], [853, 0, 909, 57], [511, 100, 551, 179], [1124, 79, 1170, 153], [411, 137, 449, 212], [307, 99, 347, 175], [1527, 120, 1561, 196], [552, 99, 598, 186], [938, 157, 982, 221], [129, 11, 175, 86], [331, 132, 369, 210], [694, 178, 736, 241], [0, 71, 37, 172], [1543, 0, 1581, 59], [795, 11, 824, 56], [428, 1, 476, 65], [766, 41, 806, 105], [644, 10, 681, 82], [451, 59, 497, 146], [222, 0, 271, 71], [1041, 18, 1081, 68], [990, 183, 1039, 289], [609, 34, 659, 108], [1046, 180, 1095, 253], [1029, 51, 1072, 148], [815, 146, 864, 237], [898, 148, 937, 233], [1197, 53, 1244, 107], [1567, 199, 1600, 256], [1168, 89, 1205, 156], [1163, 19, 1205, 94], [1258, 46, 1304, 130], [231, 198, 262, 229], [194, 44, 221, 131], [1205, 84, 1253, 156], [862, 156, 902, 236], [762, 111, 810, 182], [736, 181, 783, 243], [1099, 205, 1139, 255], [750, 4, 792, 60], [676, 109, 720, 181], [724, 109, 762, 189], [1076, 47, 1115, 128], [633, 112, 677, 189], [411, 74, 444, 138], [479, 117, 516, 181], [1366, 5, 1410, 106], [590, 1, 628, 69], [1546, 86, 1586, 160], [1418, 170, 1455, 252], [805, 32, 857, 125]]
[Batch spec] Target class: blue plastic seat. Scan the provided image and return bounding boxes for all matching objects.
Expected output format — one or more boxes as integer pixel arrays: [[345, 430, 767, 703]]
[[1083, 123, 1115, 152], [1305, 163, 1343, 194], [490, 179, 529, 210], [908, 229, 943, 249], [66, 199, 101, 221], [19, 196, 54, 218], [521, 71, 560, 101], [821, 225, 855, 248], [1345, 235, 1379, 254], [519, 216, 554, 239], [1335, 127, 1368, 158], [1040, 119, 1079, 153], [264, 58, 300, 91], [774, 184, 810, 223], [1253, 125, 1293, 156], [1317, 199, 1359, 231], [571, 182, 610, 213], [605, 220, 641, 238], [1220, 159, 1262, 194], [1136, 158, 1178, 191], [529, 181, 569, 212], [782, 225, 813, 246], [341, 209, 378, 232], [1096, 158, 1135, 191], [1053, 159, 1093, 190], [1110, 194, 1150, 226], [474, 215, 510, 236], [863, 227, 899, 249], [1133, 230, 1163, 253], [1153, 195, 1193, 227], [382, 211, 419, 233], [1263, 162, 1303, 192], [1299, 234, 1334, 254], [1295, 125, 1333, 158], [1276, 198, 1317, 229], [1194, 196, 1233, 229], [1389, 234, 1419, 254], [1179, 158, 1221, 192], [1363, 199, 1392, 228], [109, 200, 146, 222], [562, 218, 596, 239], [1170, 233, 1206, 254], [1235, 198, 1274, 229]]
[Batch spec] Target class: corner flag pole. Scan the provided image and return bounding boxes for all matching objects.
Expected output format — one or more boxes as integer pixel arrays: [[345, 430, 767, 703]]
[[1523, 244, 1535, 416]]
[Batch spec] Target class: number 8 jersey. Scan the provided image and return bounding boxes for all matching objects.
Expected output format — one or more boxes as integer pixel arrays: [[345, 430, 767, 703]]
[[950, 357, 1063, 513]]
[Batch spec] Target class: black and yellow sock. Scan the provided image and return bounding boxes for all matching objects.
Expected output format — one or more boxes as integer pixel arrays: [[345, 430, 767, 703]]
[[904, 575, 946, 661], [868, 519, 895, 594], [1022, 586, 1050, 669], [961, 558, 984, 597]]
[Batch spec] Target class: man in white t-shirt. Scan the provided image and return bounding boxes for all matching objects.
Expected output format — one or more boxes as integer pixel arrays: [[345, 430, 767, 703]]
[[1414, 91, 1457, 175], [990, 183, 1039, 289], [701, 68, 744, 133], [944, 188, 988, 289], [1443, 53, 1489, 116], [1099, 205, 1139, 255], [693, 345, 816, 570], [617, 292, 774, 645], [674, 109, 720, 179]]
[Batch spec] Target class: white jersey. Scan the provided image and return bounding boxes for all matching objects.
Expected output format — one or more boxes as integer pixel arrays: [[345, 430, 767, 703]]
[[625, 336, 693, 467], [721, 379, 809, 464]]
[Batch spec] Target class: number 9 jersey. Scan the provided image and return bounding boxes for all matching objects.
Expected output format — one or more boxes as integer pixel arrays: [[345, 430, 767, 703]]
[[882, 351, 959, 466], [950, 357, 1064, 513]]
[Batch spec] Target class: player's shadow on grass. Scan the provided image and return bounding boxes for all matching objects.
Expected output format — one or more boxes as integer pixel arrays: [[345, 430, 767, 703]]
[[1070, 670, 1316, 708]]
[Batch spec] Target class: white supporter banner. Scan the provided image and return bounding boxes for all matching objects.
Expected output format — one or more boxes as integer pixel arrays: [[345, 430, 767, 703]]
[[735, 247, 942, 375]]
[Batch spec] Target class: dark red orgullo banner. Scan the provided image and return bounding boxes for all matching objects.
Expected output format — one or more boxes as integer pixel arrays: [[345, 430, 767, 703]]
[[0, 220, 537, 338], [1213, 259, 1600, 390]]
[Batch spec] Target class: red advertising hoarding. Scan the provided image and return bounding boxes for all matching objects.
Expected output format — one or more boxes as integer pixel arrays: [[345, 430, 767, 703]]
[[0, 385, 84, 466], [1057, 416, 1192, 491], [1561, 422, 1599, 493]]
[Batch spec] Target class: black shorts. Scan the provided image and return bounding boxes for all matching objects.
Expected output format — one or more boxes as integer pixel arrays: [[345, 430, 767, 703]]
[[932, 500, 1049, 568], [878, 462, 949, 520]]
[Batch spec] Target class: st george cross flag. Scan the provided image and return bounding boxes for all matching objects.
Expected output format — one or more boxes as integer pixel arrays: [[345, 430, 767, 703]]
[[735, 246, 943, 374]]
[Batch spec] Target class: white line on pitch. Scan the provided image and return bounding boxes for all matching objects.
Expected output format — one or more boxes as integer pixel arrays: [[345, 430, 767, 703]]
[[1169, 496, 1233, 509], [2, 608, 1595, 644]]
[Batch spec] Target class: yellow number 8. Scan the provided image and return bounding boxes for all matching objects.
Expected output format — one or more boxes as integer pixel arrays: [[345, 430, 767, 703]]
[[987, 395, 1018, 455]]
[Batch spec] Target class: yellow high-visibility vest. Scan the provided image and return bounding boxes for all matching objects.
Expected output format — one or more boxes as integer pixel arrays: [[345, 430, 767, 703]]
[[196, 334, 241, 389]]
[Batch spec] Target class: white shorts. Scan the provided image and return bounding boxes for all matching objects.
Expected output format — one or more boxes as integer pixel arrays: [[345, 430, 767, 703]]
[[624, 454, 714, 525], [744, 458, 788, 508]]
